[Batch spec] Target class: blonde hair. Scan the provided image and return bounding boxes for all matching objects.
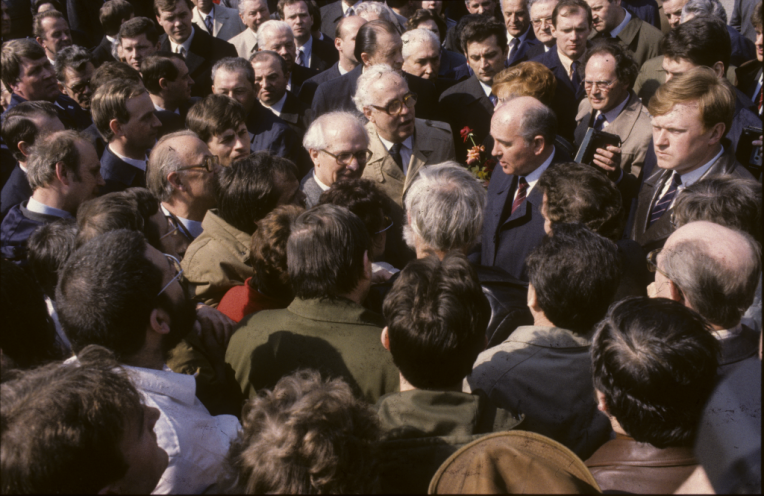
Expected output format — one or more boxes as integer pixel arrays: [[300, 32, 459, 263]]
[[492, 61, 557, 107]]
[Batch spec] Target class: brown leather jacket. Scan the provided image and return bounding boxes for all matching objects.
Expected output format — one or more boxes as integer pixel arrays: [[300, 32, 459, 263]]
[[585, 435, 697, 494]]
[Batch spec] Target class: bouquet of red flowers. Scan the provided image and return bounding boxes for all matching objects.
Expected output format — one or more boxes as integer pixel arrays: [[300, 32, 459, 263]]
[[460, 126, 496, 185]]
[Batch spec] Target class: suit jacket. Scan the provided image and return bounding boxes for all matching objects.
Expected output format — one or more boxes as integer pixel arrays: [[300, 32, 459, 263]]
[[622, 0, 662, 30], [225, 296, 400, 402], [319, 0, 344, 39], [0, 166, 31, 221], [730, 0, 758, 44], [90, 35, 115, 67], [438, 75, 494, 163], [311, 64, 442, 121], [735, 60, 762, 101], [440, 48, 467, 80], [275, 91, 310, 132], [308, 36, 339, 73], [99, 145, 146, 194], [481, 148, 567, 282], [3, 93, 92, 132], [574, 90, 652, 178], [246, 101, 310, 176], [228, 28, 258, 59], [466, 324, 612, 460], [591, 16, 662, 68], [363, 118, 456, 207], [0, 201, 65, 265], [81, 123, 106, 158], [191, 4, 245, 41], [298, 61, 342, 106], [290, 63, 319, 97], [155, 97, 201, 138], [717, 324, 760, 377], [586, 437, 697, 494], [530, 48, 586, 142], [299, 171, 324, 208], [159, 28, 238, 98], [508, 28, 545, 67], [629, 148, 755, 252], [728, 24, 757, 68]]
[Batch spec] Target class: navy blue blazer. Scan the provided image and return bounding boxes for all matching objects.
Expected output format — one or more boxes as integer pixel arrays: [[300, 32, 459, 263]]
[[311, 65, 442, 121], [728, 25, 757, 68], [291, 64, 319, 97], [247, 101, 311, 176], [309, 36, 340, 73], [99, 146, 146, 195], [439, 49, 467, 80], [507, 28, 545, 67], [0, 166, 31, 221], [530, 48, 586, 143], [298, 62, 341, 107], [2, 93, 91, 132], [91, 36, 115, 67], [622, 0, 661, 29], [0, 202, 64, 265], [481, 148, 568, 282]]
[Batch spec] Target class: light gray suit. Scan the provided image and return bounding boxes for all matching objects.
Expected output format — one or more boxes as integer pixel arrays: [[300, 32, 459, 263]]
[[192, 4, 245, 41], [228, 28, 258, 59]]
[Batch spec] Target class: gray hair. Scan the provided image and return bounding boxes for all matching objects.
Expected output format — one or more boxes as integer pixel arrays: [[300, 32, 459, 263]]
[[256, 20, 293, 48], [353, 64, 406, 113], [528, 0, 557, 10], [27, 130, 83, 191], [54, 45, 92, 82], [355, 1, 399, 27], [146, 130, 198, 202], [238, 0, 266, 15], [211, 56, 255, 84], [302, 111, 369, 151], [518, 102, 557, 146], [662, 231, 761, 329], [403, 162, 486, 253], [501, 0, 529, 11], [401, 28, 440, 61], [680, 0, 727, 23]]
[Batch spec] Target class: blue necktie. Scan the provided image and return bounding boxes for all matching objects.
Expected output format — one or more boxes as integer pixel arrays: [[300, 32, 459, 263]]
[[593, 112, 606, 131], [489, 93, 498, 107], [507, 38, 520, 63], [649, 172, 681, 226], [205, 14, 213, 33], [571, 60, 581, 94]]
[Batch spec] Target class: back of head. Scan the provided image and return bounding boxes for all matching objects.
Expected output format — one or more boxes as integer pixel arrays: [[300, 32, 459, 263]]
[[26, 129, 83, 191], [401, 28, 440, 60], [355, 1, 399, 24], [56, 229, 162, 358], [591, 297, 719, 448], [318, 177, 390, 238], [680, 0, 727, 23], [404, 161, 486, 253], [100, 0, 135, 37], [75, 188, 159, 248], [287, 204, 370, 300], [256, 20, 291, 48], [407, 8, 447, 41], [0, 259, 61, 373], [492, 61, 557, 106], [91, 78, 147, 142], [661, 221, 761, 329], [90, 61, 142, 90], [54, 45, 92, 83], [0, 101, 58, 162], [648, 66, 735, 136], [249, 204, 304, 301], [216, 152, 298, 235], [27, 217, 78, 299], [186, 93, 246, 143], [224, 369, 379, 493], [460, 17, 507, 55], [140, 52, 182, 94], [354, 19, 399, 63], [0, 346, 147, 493], [661, 16, 730, 72], [1, 39, 47, 95], [672, 176, 762, 246], [526, 223, 622, 333], [383, 253, 490, 389], [538, 162, 624, 241]]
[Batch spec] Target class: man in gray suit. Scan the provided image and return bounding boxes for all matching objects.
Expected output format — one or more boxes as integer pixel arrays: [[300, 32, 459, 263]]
[[191, 0, 245, 41], [300, 111, 370, 207], [228, 0, 271, 58]]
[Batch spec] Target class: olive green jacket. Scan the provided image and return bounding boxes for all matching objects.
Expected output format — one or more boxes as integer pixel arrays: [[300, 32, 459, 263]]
[[375, 389, 523, 494], [225, 297, 399, 402]]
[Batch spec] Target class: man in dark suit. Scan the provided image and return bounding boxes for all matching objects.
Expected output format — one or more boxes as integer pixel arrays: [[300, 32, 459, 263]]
[[530, 0, 591, 142], [279, 0, 339, 72], [481, 97, 568, 282], [155, 0, 237, 97], [92, 0, 135, 67], [439, 18, 508, 162], [312, 20, 441, 121], [735, 4, 761, 114], [91, 79, 162, 193], [140, 52, 199, 137], [319, 0, 362, 39], [586, 0, 662, 67], [503, 0, 545, 65], [256, 19, 319, 95], [251, 50, 310, 131], [528, 0, 559, 54], [298, 14, 367, 106], [628, 68, 755, 254], [0, 102, 65, 220]]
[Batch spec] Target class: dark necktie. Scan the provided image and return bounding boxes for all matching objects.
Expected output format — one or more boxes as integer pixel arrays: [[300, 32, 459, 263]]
[[571, 60, 581, 94], [508, 38, 520, 63], [346, 7, 355, 16], [205, 14, 213, 33], [593, 112, 606, 131], [389, 143, 403, 170], [649, 172, 681, 226], [511, 177, 528, 215], [296, 49, 305, 67]]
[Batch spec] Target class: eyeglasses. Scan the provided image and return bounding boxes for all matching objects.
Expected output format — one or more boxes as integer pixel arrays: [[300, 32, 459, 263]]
[[374, 215, 393, 235], [320, 148, 372, 166], [531, 16, 553, 26], [368, 92, 418, 116], [646, 248, 672, 280], [157, 253, 183, 296], [584, 80, 615, 90], [177, 155, 220, 173]]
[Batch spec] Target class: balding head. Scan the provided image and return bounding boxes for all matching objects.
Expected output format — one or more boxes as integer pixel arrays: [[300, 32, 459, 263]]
[[656, 221, 761, 329], [490, 96, 557, 175]]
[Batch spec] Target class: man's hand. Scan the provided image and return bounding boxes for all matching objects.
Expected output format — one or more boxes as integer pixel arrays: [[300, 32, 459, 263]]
[[593, 145, 622, 181]]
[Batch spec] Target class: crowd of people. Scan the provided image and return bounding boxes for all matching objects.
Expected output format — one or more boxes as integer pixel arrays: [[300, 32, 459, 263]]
[[0, 0, 762, 493]]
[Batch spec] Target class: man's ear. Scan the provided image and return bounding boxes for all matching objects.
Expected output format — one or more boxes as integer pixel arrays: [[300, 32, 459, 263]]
[[35, 36, 45, 48], [158, 76, 169, 91], [527, 283, 541, 312], [363, 105, 374, 122], [55, 161, 73, 186], [360, 51, 372, 67], [711, 61, 725, 79], [57, 81, 66, 93], [335, 36, 343, 51], [595, 389, 609, 414], [668, 279, 685, 305], [381, 326, 390, 351], [149, 307, 172, 336], [309, 148, 321, 166], [17, 140, 33, 158], [532, 135, 545, 156], [707, 122, 726, 146], [109, 118, 122, 139], [167, 170, 183, 192]]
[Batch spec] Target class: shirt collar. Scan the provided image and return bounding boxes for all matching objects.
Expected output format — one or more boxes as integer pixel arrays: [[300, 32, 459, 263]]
[[556, 48, 581, 78], [609, 8, 631, 38], [299, 34, 313, 52], [524, 146, 556, 194], [599, 92, 630, 125], [507, 26, 529, 44], [106, 34, 116, 44], [378, 133, 413, 152], [342, 0, 363, 15], [679, 146, 724, 187], [338, 64, 350, 75], [170, 26, 195, 55], [124, 364, 198, 406], [713, 322, 742, 341], [313, 170, 331, 191], [109, 145, 148, 171], [161, 204, 203, 239], [26, 196, 73, 219], [478, 79, 493, 98], [262, 91, 288, 114]]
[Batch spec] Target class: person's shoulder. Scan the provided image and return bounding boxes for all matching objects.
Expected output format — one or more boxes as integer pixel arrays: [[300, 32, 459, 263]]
[[416, 118, 452, 137], [439, 76, 476, 100]]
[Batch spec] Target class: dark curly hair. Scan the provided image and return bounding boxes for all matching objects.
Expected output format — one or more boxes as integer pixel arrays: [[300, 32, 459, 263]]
[[581, 38, 639, 90]]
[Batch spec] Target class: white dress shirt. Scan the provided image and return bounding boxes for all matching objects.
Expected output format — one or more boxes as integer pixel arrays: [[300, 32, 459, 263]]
[[297, 35, 313, 67], [342, 0, 363, 15], [517, 146, 556, 200], [657, 146, 724, 205], [313, 170, 331, 191], [26, 196, 73, 218], [109, 145, 148, 171], [594, 92, 630, 129], [170, 26, 196, 57], [161, 204, 203, 239], [262, 92, 288, 116], [378, 134, 414, 175]]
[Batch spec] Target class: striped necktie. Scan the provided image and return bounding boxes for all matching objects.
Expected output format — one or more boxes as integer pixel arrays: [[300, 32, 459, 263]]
[[511, 177, 528, 215], [205, 14, 213, 33], [649, 172, 681, 226]]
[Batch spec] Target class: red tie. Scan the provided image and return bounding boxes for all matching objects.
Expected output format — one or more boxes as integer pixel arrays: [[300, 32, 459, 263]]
[[758, 85, 763, 114], [511, 177, 528, 215]]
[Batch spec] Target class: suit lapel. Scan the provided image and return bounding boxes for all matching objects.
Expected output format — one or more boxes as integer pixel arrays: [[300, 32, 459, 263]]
[[193, 8, 210, 34], [403, 122, 434, 194], [616, 17, 640, 47], [605, 91, 641, 142], [214, 8, 230, 37], [184, 50, 205, 76]]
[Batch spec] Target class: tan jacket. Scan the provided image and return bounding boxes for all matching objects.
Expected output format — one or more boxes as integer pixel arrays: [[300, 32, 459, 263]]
[[363, 118, 455, 207], [575, 90, 652, 178], [181, 209, 253, 307], [191, 4, 245, 41], [228, 28, 258, 60]]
